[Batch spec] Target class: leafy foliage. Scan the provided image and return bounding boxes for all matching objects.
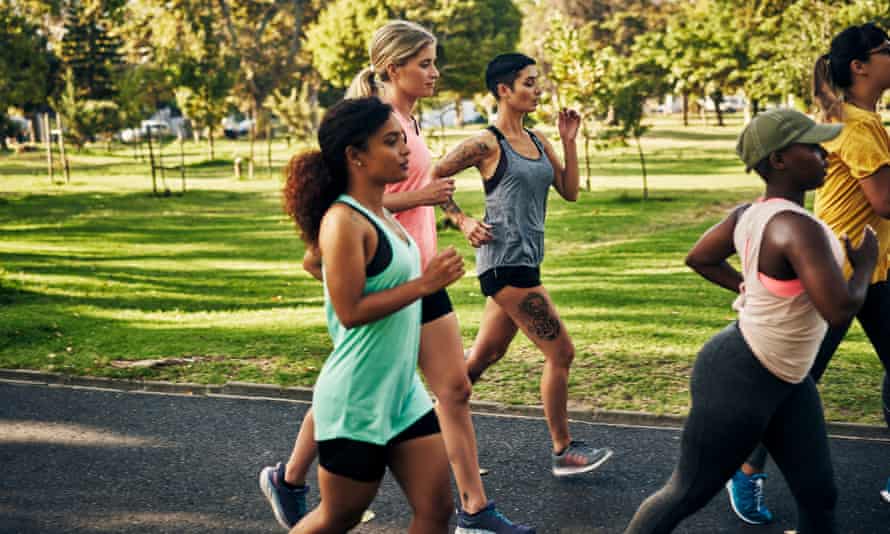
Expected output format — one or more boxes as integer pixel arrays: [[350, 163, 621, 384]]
[[0, 4, 50, 148], [305, 0, 521, 99]]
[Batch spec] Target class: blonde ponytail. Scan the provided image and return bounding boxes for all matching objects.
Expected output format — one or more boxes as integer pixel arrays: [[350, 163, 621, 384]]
[[346, 67, 381, 98]]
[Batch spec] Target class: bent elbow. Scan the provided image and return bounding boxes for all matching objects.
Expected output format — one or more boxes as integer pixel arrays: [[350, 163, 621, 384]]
[[824, 300, 859, 329], [825, 314, 852, 330], [338, 316, 361, 329], [685, 254, 702, 271], [334, 309, 363, 329]]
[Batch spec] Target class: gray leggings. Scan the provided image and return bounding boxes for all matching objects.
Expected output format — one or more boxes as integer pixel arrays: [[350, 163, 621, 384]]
[[625, 323, 837, 534], [747, 279, 890, 470]]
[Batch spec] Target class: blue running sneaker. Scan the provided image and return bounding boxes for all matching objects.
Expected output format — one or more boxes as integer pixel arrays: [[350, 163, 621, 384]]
[[551, 440, 613, 477], [881, 477, 890, 504], [455, 501, 535, 533], [726, 469, 774, 525], [259, 462, 309, 529]]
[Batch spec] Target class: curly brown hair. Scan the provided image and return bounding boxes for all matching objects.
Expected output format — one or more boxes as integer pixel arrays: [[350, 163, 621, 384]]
[[282, 97, 393, 246]]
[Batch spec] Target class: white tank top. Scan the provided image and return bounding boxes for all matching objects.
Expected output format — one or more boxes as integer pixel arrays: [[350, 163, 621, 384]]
[[732, 199, 845, 383]]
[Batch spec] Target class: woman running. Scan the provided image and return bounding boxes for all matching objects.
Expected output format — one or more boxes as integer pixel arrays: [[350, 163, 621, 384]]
[[261, 21, 533, 533], [727, 22, 890, 523], [433, 53, 613, 475], [625, 108, 878, 534], [280, 96, 461, 533]]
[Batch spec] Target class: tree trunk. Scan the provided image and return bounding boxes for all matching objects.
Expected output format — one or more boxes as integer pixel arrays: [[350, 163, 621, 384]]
[[714, 97, 725, 126], [635, 134, 648, 200], [249, 100, 256, 180], [208, 129, 215, 160], [682, 93, 689, 127], [266, 122, 273, 178], [584, 133, 592, 192], [454, 98, 464, 129], [700, 94, 707, 126]]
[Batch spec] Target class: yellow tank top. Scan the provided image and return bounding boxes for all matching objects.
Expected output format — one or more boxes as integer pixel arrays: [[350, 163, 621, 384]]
[[814, 103, 890, 284]]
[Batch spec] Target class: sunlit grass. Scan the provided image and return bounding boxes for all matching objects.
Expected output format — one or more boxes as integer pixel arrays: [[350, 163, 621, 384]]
[[1, 117, 884, 424]]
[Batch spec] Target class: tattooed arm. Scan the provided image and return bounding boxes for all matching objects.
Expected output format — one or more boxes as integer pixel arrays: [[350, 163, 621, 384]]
[[432, 133, 498, 247]]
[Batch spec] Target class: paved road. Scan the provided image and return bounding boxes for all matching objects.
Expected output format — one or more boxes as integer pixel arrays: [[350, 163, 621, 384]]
[[1, 380, 888, 533]]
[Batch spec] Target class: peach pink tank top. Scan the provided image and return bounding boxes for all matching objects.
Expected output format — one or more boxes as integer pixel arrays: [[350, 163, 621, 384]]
[[732, 198, 845, 383], [385, 111, 437, 269]]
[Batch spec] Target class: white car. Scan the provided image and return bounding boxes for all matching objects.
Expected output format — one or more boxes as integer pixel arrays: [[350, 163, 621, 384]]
[[222, 116, 255, 138]]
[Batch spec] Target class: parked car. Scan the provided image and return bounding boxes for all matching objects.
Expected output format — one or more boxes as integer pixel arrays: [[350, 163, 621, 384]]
[[222, 116, 255, 139], [700, 95, 747, 113]]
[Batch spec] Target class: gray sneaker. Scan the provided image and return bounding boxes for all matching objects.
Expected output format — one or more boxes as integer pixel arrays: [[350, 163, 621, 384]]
[[259, 462, 309, 529], [551, 440, 613, 477]]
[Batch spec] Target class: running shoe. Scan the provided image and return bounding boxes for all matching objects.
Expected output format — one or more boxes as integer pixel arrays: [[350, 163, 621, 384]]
[[259, 462, 309, 529], [455, 501, 535, 533], [881, 477, 890, 504], [726, 469, 774, 525], [551, 440, 613, 477]]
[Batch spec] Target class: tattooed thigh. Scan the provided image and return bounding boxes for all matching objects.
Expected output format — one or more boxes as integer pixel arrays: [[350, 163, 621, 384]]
[[517, 292, 561, 341]]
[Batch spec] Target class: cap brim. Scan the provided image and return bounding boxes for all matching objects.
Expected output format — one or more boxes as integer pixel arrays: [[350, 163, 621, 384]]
[[795, 123, 843, 144]]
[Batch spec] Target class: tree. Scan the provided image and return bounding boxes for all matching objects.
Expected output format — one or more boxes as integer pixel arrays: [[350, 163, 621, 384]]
[[609, 72, 652, 200], [214, 0, 318, 133], [57, 0, 124, 101], [744, 0, 890, 114], [540, 12, 608, 190], [0, 4, 50, 150], [418, 0, 522, 126], [54, 68, 120, 149], [265, 78, 321, 146], [115, 64, 171, 131], [305, 0, 522, 125]]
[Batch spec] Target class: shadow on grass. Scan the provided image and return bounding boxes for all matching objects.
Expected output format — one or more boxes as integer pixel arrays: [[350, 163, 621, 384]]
[[0, 189, 315, 311], [649, 128, 740, 142], [591, 154, 739, 177]]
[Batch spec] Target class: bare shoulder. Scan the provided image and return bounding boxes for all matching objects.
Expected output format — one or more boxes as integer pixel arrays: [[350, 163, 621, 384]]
[[463, 129, 499, 154], [320, 203, 370, 239], [529, 128, 555, 147], [435, 130, 499, 176], [730, 202, 752, 218], [767, 209, 824, 246]]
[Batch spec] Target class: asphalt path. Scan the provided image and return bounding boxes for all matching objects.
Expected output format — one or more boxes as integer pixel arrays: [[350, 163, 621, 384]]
[[1, 380, 888, 533]]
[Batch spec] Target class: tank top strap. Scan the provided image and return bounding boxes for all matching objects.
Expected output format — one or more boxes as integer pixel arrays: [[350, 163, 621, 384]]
[[736, 199, 812, 286], [486, 125, 506, 142], [336, 194, 411, 246], [525, 128, 546, 152]]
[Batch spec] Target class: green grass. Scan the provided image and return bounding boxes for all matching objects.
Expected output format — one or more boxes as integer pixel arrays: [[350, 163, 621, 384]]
[[0, 117, 885, 424]]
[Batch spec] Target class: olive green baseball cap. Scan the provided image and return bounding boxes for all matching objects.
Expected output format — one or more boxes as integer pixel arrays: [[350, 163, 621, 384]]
[[736, 108, 842, 171]]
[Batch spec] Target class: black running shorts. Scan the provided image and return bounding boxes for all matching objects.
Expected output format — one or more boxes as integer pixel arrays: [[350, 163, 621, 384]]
[[316, 410, 441, 482], [421, 289, 453, 324], [478, 266, 541, 297]]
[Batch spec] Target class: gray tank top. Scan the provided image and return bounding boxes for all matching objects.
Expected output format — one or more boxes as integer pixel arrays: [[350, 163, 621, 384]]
[[476, 125, 555, 275]]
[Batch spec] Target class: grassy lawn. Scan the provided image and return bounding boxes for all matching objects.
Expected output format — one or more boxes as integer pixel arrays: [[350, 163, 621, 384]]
[[0, 115, 884, 424]]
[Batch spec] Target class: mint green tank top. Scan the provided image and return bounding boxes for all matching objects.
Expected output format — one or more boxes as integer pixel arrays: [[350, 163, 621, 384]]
[[313, 194, 432, 445]]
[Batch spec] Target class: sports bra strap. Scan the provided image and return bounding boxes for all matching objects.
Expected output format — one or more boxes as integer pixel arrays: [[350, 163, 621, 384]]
[[486, 125, 506, 141]]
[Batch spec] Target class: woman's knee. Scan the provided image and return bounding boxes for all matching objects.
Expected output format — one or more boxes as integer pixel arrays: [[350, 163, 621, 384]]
[[546, 342, 575, 370], [413, 488, 455, 525], [433, 372, 472, 406]]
